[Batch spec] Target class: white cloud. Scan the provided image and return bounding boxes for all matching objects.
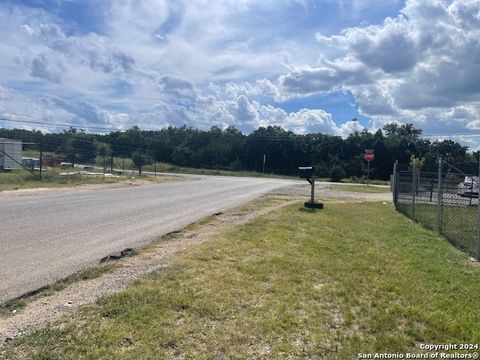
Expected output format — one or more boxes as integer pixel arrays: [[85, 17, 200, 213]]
[[278, 58, 374, 99], [2, 0, 480, 144], [284, 109, 338, 134], [41, 96, 127, 128], [273, 0, 480, 141], [30, 53, 65, 83]]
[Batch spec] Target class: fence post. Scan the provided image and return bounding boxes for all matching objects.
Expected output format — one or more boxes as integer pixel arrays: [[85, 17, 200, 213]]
[[477, 154, 480, 259], [393, 160, 398, 208], [110, 152, 114, 174], [437, 157, 443, 234], [39, 133, 43, 180], [470, 177, 474, 206], [412, 158, 416, 220]]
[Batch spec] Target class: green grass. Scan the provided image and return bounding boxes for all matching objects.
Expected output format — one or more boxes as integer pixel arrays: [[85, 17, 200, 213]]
[[142, 162, 299, 180], [3, 202, 480, 359], [326, 184, 391, 193], [91, 157, 296, 179], [342, 178, 391, 186], [0, 169, 176, 192], [398, 202, 478, 256]]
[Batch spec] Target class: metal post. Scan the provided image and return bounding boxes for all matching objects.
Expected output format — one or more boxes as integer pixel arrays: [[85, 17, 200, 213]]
[[262, 154, 266, 174], [122, 156, 125, 172], [470, 177, 474, 206], [393, 160, 398, 208], [39, 133, 43, 180], [311, 175, 315, 204], [367, 160, 370, 186], [437, 157, 443, 234], [412, 158, 416, 220], [429, 179, 434, 202], [154, 162, 157, 178], [110, 152, 113, 174], [477, 154, 480, 259]]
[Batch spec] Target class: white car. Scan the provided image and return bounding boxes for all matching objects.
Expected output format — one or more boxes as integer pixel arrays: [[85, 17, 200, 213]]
[[457, 176, 479, 197]]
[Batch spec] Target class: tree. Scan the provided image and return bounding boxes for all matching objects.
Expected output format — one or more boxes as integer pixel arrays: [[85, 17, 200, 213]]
[[330, 166, 346, 182], [2, 122, 473, 181], [409, 155, 425, 171], [72, 135, 96, 165], [132, 151, 152, 176], [96, 143, 111, 173], [56, 129, 96, 166]]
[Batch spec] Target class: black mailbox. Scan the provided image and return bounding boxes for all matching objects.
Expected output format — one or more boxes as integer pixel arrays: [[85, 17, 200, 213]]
[[298, 166, 314, 179], [298, 166, 323, 209]]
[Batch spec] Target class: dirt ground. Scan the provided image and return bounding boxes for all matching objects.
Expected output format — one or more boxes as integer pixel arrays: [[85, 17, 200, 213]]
[[0, 184, 391, 344], [0, 176, 180, 197]]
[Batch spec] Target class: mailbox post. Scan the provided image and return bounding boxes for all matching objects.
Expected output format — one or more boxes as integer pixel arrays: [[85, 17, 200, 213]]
[[299, 166, 323, 209]]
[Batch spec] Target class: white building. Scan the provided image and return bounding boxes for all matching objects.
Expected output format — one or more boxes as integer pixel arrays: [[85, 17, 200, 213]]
[[0, 138, 22, 170]]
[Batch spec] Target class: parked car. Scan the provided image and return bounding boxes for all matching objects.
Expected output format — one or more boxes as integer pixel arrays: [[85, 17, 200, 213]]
[[457, 176, 479, 197]]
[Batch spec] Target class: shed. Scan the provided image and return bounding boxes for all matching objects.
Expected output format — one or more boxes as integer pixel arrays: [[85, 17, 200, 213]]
[[0, 138, 22, 170]]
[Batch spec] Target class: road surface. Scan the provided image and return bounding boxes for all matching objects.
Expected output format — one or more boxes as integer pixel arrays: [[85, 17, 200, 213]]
[[0, 175, 298, 303]]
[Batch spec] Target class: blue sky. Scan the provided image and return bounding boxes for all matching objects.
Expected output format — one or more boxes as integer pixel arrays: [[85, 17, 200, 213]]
[[1, 0, 480, 146]]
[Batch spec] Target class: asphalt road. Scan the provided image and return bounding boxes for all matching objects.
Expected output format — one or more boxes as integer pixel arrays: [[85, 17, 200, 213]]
[[0, 175, 298, 303]]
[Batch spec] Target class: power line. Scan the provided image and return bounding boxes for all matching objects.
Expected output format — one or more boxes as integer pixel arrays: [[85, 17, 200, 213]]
[[422, 133, 480, 138], [4, 114, 480, 141], [0, 116, 119, 132]]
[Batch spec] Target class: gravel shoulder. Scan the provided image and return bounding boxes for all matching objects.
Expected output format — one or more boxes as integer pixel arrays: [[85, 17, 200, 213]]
[[0, 184, 391, 344], [0, 176, 181, 197]]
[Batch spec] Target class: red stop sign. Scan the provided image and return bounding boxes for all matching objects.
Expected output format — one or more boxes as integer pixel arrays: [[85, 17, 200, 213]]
[[364, 152, 375, 161]]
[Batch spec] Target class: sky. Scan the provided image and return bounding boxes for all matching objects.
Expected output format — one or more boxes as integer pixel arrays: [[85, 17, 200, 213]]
[[1, 0, 480, 146]]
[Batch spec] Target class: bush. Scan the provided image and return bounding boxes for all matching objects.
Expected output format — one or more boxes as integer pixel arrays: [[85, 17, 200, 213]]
[[329, 166, 346, 182]]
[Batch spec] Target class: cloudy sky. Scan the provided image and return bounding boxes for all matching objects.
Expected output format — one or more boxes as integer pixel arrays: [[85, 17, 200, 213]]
[[1, 0, 480, 143]]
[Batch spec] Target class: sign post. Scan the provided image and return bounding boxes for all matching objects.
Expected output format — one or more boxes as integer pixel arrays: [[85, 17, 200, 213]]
[[364, 150, 375, 186]]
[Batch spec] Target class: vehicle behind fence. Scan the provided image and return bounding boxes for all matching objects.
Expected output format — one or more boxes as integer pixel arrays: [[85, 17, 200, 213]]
[[392, 159, 480, 258]]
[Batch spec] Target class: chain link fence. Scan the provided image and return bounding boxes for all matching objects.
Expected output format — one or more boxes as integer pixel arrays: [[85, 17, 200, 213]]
[[392, 159, 480, 258], [0, 132, 160, 187]]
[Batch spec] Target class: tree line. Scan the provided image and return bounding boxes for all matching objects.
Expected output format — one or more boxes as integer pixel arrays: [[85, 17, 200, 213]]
[[0, 123, 477, 180]]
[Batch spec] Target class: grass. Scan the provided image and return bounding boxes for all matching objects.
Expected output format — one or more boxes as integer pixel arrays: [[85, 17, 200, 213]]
[[0, 169, 177, 192], [397, 202, 478, 257], [3, 202, 480, 359], [142, 162, 300, 180], [342, 178, 391, 186], [325, 184, 391, 193]]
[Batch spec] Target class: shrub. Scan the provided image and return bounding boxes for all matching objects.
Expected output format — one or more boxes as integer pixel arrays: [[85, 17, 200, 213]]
[[329, 166, 346, 182]]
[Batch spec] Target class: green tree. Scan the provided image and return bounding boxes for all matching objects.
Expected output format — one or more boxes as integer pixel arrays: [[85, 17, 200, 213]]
[[132, 151, 152, 176], [330, 166, 346, 182], [96, 143, 111, 173]]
